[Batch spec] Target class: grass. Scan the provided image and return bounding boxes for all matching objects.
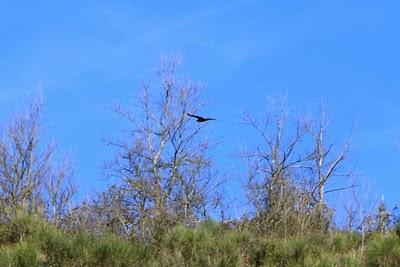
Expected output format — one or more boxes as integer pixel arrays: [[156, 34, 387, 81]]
[[0, 215, 399, 266]]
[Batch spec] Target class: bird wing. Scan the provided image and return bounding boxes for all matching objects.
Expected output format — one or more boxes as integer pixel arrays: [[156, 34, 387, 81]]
[[187, 113, 204, 120]]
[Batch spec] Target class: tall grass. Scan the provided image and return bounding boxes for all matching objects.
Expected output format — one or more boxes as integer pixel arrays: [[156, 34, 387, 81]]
[[0, 214, 399, 266], [0, 214, 151, 267]]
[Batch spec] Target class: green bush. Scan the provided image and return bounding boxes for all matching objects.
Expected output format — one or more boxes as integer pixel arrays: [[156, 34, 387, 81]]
[[161, 224, 214, 266], [0, 213, 41, 244], [249, 235, 327, 267], [160, 220, 251, 266], [2, 215, 400, 266], [72, 231, 97, 265], [0, 242, 43, 267], [90, 233, 141, 267], [365, 233, 400, 267], [0, 214, 150, 266], [33, 224, 74, 266], [329, 232, 361, 253], [394, 223, 400, 238], [249, 237, 285, 266], [69, 232, 150, 267]]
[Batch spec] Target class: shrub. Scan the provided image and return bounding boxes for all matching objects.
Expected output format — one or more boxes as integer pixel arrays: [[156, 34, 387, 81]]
[[0, 242, 43, 267], [71, 232, 97, 266], [90, 233, 147, 267], [33, 224, 74, 266], [160, 220, 251, 266], [394, 223, 400, 238], [365, 233, 400, 267], [0, 213, 41, 244], [248, 234, 360, 267], [329, 232, 361, 253]]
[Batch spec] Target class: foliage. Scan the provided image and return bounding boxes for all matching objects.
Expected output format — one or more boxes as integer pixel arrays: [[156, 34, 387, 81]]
[[365, 233, 400, 267], [0, 242, 43, 267], [1, 213, 400, 266], [0, 214, 151, 267], [160, 219, 251, 266]]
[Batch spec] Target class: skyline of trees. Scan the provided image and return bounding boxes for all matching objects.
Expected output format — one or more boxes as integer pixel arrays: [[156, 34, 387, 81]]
[[0, 58, 396, 243]]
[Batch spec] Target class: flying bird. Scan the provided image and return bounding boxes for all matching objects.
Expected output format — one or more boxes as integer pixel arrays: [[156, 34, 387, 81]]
[[187, 113, 216, 122]]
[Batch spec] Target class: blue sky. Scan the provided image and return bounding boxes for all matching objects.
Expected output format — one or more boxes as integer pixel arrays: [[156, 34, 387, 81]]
[[1, 1, 400, 213]]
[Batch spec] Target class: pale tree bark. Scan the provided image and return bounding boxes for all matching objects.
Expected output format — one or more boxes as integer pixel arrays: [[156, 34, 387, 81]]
[[0, 95, 76, 223], [241, 97, 313, 238], [307, 103, 352, 232], [46, 156, 77, 227], [343, 178, 381, 255], [0, 96, 50, 218], [104, 56, 220, 244], [242, 97, 354, 237]]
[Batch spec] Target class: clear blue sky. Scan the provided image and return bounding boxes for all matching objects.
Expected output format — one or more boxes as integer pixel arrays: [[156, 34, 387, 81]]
[[1, 1, 399, 213]]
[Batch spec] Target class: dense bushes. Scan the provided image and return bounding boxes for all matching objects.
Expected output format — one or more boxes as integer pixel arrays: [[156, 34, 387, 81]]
[[1, 214, 400, 266], [248, 235, 361, 267], [0, 214, 151, 266], [365, 233, 400, 267], [0, 242, 42, 267], [160, 219, 252, 266]]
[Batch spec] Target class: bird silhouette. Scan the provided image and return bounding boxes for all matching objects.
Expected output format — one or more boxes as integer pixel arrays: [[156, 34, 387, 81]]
[[187, 113, 216, 122]]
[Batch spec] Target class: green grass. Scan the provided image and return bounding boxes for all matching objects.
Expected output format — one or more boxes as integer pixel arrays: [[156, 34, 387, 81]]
[[0, 242, 43, 267], [1, 214, 400, 266]]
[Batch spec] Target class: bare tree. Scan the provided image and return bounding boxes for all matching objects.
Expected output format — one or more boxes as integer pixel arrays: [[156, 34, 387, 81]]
[[104, 57, 220, 243], [0, 95, 76, 223], [0, 97, 49, 218], [242, 97, 354, 237], [307, 103, 352, 232], [46, 156, 77, 227], [241, 97, 314, 237]]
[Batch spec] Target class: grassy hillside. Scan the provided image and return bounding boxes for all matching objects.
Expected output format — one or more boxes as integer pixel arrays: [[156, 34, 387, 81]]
[[1, 214, 399, 267]]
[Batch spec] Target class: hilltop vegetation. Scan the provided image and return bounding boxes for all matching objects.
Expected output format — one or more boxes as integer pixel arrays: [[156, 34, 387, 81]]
[[1, 214, 400, 266], [0, 58, 399, 266]]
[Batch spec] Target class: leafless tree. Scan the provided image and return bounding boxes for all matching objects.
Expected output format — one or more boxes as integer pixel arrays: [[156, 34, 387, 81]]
[[104, 57, 221, 244], [0, 95, 76, 224], [306, 103, 352, 232], [241, 97, 314, 237], [46, 156, 77, 227], [242, 97, 354, 237], [67, 185, 132, 238]]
